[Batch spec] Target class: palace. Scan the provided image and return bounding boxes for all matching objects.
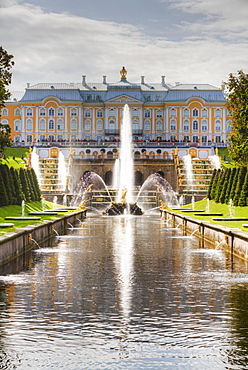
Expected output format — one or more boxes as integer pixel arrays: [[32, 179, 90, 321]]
[[2, 67, 231, 144]]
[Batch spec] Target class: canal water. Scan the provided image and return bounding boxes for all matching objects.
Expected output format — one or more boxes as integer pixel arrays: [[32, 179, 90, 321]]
[[0, 215, 248, 369]]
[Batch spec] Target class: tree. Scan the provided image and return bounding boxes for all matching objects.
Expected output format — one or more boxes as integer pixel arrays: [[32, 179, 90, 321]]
[[0, 47, 14, 153], [225, 70, 248, 165]]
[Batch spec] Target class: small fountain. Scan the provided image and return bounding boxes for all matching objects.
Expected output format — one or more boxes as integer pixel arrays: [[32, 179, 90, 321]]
[[191, 195, 195, 210], [22, 200, 25, 217], [228, 199, 235, 218], [206, 198, 210, 213], [42, 197, 46, 211], [53, 196, 57, 210], [58, 151, 67, 191], [183, 154, 195, 191], [31, 147, 41, 184]]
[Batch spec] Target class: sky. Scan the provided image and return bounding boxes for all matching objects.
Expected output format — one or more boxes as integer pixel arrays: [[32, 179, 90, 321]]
[[1, 0, 248, 91]]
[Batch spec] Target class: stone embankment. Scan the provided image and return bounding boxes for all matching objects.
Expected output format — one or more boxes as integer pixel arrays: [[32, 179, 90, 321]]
[[161, 209, 248, 261], [0, 209, 86, 266]]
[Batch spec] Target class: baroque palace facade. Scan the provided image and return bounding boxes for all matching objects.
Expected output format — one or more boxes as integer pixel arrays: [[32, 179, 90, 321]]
[[2, 67, 231, 144]]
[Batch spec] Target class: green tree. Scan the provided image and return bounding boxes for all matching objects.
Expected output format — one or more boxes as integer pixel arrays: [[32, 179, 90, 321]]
[[239, 170, 248, 206], [0, 47, 14, 154], [0, 170, 8, 206], [10, 166, 24, 205], [233, 167, 247, 206], [219, 168, 231, 204], [19, 168, 31, 202], [225, 167, 237, 204], [225, 70, 248, 165]]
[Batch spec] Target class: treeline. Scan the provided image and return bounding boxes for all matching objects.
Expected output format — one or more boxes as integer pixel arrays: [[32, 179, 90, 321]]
[[207, 167, 248, 206], [0, 164, 41, 206]]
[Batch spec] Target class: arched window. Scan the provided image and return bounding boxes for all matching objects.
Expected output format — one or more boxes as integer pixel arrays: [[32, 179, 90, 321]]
[[170, 108, 176, 117], [193, 136, 199, 142], [15, 119, 21, 131], [202, 120, 208, 131], [40, 108, 46, 116], [26, 119, 32, 130], [193, 120, 198, 130], [97, 120, 103, 131], [202, 108, 208, 117], [57, 119, 63, 130], [183, 120, 189, 131], [202, 136, 208, 143], [27, 108, 33, 116], [97, 110, 103, 118], [71, 108, 77, 116], [215, 120, 221, 131], [156, 120, 162, 131], [156, 110, 162, 118], [40, 119, 46, 130], [48, 119, 54, 130], [109, 119, 115, 130], [70, 119, 77, 130], [193, 108, 198, 117], [85, 120, 91, 131], [144, 110, 150, 118], [85, 109, 91, 118], [133, 119, 139, 130], [183, 108, 189, 117], [1, 108, 8, 116], [48, 107, 54, 116], [144, 120, 150, 131], [15, 108, 21, 116], [170, 119, 176, 131], [1, 119, 8, 125], [58, 108, 64, 116]]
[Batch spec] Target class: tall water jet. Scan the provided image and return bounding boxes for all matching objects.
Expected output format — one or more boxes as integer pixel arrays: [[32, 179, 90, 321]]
[[31, 147, 41, 184], [183, 154, 195, 191], [116, 104, 134, 204], [209, 155, 221, 169], [58, 151, 67, 191]]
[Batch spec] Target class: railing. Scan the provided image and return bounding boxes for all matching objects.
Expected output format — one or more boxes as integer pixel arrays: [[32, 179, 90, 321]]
[[12, 141, 228, 149]]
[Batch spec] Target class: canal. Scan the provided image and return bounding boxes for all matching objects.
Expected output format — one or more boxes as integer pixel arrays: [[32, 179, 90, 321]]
[[0, 215, 248, 369]]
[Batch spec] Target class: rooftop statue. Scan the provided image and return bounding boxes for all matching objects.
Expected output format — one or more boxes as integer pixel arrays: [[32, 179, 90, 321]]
[[120, 66, 127, 80]]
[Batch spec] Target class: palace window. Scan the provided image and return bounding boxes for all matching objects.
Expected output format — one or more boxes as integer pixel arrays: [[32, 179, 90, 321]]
[[183, 108, 189, 117], [109, 120, 115, 130], [215, 136, 221, 143], [170, 135, 176, 141], [215, 120, 221, 131], [202, 108, 208, 117], [71, 108, 77, 116], [40, 135, 46, 141], [57, 119, 64, 130], [48, 119, 54, 130], [39, 119, 46, 130], [15, 119, 21, 131], [133, 119, 139, 130], [97, 120, 103, 131], [144, 120, 150, 131], [183, 120, 189, 131], [70, 119, 77, 130], [97, 110, 103, 118], [215, 108, 222, 117], [58, 108, 64, 116], [40, 108, 46, 116], [170, 119, 176, 131], [48, 108, 55, 116], [1, 119, 8, 125], [202, 136, 208, 143], [156, 120, 162, 131], [85, 120, 91, 131], [15, 108, 21, 116], [170, 108, 176, 117], [26, 119, 32, 130], [27, 135, 32, 142], [202, 120, 208, 131], [85, 109, 91, 118], [156, 110, 163, 118], [1, 108, 8, 116], [193, 136, 199, 142], [109, 108, 115, 117], [144, 110, 150, 118], [58, 135, 64, 140], [132, 109, 138, 117], [193, 108, 198, 117], [27, 108, 33, 116], [183, 136, 190, 142], [193, 120, 198, 130]]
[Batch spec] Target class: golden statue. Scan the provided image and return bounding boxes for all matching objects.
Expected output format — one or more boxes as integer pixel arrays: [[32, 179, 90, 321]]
[[79, 200, 88, 210], [120, 66, 127, 80], [120, 188, 128, 203], [215, 147, 218, 156], [155, 185, 162, 193], [86, 184, 93, 192], [159, 200, 168, 210]]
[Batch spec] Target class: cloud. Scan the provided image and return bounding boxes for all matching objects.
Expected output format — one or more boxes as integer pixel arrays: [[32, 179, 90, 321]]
[[1, 1, 247, 91]]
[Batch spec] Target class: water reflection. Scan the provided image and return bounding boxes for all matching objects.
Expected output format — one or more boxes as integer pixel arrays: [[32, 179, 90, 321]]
[[0, 216, 248, 369]]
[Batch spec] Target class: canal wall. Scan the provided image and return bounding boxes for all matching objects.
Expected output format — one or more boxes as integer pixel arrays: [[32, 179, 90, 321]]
[[162, 209, 248, 261], [0, 209, 86, 266]]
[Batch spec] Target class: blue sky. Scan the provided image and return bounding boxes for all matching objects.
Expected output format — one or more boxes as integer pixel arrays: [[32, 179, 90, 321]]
[[1, 0, 248, 91]]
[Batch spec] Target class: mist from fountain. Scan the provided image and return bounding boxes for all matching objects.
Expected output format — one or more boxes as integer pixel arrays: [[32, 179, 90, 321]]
[[209, 155, 221, 169]]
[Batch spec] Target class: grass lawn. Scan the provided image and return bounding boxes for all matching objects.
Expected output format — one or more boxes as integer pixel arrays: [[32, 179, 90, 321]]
[[0, 200, 77, 236], [171, 199, 248, 232], [0, 147, 30, 169]]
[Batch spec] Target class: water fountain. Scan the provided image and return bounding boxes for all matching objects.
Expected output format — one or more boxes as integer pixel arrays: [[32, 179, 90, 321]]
[[182, 154, 195, 191], [72, 104, 177, 215], [31, 147, 41, 184], [58, 151, 67, 191]]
